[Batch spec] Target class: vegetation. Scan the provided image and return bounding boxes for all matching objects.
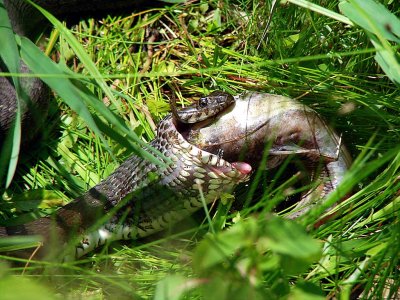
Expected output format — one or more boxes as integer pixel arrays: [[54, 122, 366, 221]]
[[0, 0, 399, 299]]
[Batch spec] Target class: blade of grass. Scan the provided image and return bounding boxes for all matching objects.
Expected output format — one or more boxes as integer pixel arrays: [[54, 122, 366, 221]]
[[26, 0, 124, 115], [0, 0, 23, 188], [286, 0, 354, 26], [339, 0, 400, 85], [23, 0, 168, 166], [300, 139, 400, 226]]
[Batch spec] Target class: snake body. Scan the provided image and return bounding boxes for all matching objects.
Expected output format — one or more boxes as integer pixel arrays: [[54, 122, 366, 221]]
[[0, 0, 253, 259], [0, 93, 251, 259]]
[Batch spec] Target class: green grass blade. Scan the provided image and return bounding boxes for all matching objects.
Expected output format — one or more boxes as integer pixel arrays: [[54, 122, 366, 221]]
[[339, 0, 400, 84], [26, 0, 123, 115], [18, 37, 164, 165], [23, 0, 167, 166], [339, 0, 400, 43], [19, 37, 111, 150], [301, 141, 400, 226], [0, 0, 22, 188], [286, 0, 353, 26]]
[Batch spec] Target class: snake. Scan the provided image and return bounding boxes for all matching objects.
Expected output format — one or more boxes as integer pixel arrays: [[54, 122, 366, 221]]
[[1, 1, 351, 259], [0, 90, 252, 260], [0, 1, 253, 259]]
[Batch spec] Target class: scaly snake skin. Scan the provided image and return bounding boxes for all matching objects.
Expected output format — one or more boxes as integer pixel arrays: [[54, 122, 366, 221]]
[[0, 0, 251, 259], [1, 94, 252, 260], [67, 95, 251, 259]]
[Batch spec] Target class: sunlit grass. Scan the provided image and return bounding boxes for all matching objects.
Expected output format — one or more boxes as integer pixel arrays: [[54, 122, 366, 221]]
[[0, 0, 399, 299]]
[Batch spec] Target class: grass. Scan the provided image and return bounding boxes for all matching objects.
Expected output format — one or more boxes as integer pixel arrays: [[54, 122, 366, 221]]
[[1, 0, 400, 299]]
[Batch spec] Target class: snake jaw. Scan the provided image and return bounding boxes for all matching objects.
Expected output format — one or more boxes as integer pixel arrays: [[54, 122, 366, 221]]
[[231, 162, 253, 175], [207, 162, 252, 181]]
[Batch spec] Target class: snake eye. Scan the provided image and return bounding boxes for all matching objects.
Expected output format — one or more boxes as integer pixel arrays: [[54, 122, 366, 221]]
[[217, 96, 225, 103], [199, 97, 208, 108]]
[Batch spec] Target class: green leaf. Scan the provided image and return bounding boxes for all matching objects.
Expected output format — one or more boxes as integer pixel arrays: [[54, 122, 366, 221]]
[[286, 0, 353, 26], [289, 281, 325, 300], [194, 216, 321, 276], [0, 276, 56, 300], [262, 217, 321, 259], [203, 277, 266, 300], [193, 232, 243, 272], [154, 275, 198, 300], [370, 36, 400, 85], [366, 241, 388, 257], [261, 217, 322, 274], [193, 218, 258, 272]]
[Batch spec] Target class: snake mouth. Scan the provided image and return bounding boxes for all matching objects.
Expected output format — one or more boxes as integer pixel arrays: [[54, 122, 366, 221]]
[[168, 114, 252, 184], [207, 161, 252, 178], [231, 162, 252, 175]]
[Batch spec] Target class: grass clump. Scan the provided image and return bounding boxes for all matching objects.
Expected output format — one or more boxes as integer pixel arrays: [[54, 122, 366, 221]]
[[0, 0, 399, 299]]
